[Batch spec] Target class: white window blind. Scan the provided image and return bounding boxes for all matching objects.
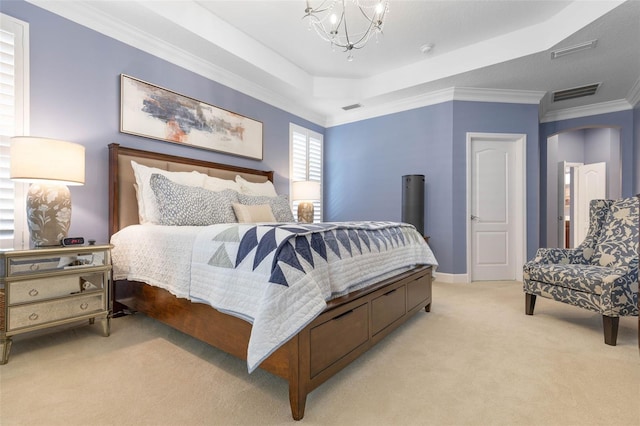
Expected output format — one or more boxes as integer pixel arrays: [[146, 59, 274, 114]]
[[1, 14, 29, 249], [290, 123, 323, 223]]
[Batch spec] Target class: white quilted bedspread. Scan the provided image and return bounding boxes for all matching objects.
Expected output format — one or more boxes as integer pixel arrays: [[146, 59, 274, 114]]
[[111, 222, 438, 372]]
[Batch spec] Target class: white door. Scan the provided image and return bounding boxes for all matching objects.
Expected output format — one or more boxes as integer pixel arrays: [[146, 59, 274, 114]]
[[558, 161, 583, 248], [468, 134, 525, 281], [571, 162, 606, 246]]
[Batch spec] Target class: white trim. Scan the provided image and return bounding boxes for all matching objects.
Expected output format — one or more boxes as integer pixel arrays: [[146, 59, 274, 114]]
[[433, 273, 470, 284], [1, 13, 30, 249], [540, 99, 632, 123], [26, 0, 325, 127], [627, 77, 640, 107], [327, 87, 545, 127], [466, 133, 526, 282]]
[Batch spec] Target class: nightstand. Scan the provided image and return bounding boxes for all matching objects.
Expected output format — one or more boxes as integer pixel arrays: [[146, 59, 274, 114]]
[[0, 244, 112, 364]]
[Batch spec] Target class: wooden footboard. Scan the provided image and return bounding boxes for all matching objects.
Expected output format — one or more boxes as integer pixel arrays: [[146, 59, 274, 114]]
[[114, 264, 432, 420]]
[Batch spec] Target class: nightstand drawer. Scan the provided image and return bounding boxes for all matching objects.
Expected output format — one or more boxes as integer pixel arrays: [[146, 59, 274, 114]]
[[6, 251, 108, 276], [9, 272, 105, 304], [8, 293, 105, 331]]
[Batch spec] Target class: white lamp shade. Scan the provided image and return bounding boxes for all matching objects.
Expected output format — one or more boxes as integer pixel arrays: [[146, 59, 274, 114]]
[[292, 181, 321, 201], [10, 137, 85, 185]]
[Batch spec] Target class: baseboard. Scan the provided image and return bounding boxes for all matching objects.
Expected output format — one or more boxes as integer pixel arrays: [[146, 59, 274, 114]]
[[433, 273, 469, 283]]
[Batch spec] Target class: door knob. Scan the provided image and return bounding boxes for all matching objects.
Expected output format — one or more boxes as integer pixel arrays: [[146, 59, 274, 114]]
[[470, 215, 479, 221]]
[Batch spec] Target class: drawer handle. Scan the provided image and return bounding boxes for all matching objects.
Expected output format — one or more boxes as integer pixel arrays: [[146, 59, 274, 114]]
[[333, 309, 355, 320], [29, 313, 39, 321], [29, 264, 40, 271], [80, 302, 89, 310], [384, 289, 397, 297], [28, 289, 39, 297]]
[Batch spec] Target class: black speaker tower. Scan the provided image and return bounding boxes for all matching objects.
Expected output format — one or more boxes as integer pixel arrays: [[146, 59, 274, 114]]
[[402, 175, 425, 235]]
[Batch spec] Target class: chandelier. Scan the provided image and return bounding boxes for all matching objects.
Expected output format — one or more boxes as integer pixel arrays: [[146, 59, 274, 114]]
[[303, 0, 389, 60]]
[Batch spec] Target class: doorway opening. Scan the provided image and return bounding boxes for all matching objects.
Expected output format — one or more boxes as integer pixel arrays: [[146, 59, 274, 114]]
[[546, 127, 621, 248]]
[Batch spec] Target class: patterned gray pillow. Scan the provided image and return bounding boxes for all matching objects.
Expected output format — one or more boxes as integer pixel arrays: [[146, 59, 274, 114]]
[[237, 193, 295, 222], [150, 173, 238, 226]]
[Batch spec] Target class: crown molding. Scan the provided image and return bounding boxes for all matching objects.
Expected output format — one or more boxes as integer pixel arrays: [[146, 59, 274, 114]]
[[325, 88, 456, 127], [540, 99, 632, 123], [326, 87, 545, 127], [26, 0, 326, 127], [452, 87, 546, 104], [627, 77, 640, 107]]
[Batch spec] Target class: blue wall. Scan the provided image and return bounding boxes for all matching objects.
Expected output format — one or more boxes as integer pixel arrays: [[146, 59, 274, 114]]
[[325, 101, 540, 274], [3, 1, 323, 244]]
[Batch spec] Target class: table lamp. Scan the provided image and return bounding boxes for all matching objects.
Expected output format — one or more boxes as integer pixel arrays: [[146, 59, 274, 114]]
[[10, 137, 85, 247], [292, 181, 320, 223]]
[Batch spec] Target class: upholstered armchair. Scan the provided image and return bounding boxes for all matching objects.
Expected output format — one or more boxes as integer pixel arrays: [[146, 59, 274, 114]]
[[523, 196, 639, 345]]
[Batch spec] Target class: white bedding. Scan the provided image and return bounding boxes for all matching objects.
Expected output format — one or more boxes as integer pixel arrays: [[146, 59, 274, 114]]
[[111, 222, 438, 372], [111, 224, 202, 299]]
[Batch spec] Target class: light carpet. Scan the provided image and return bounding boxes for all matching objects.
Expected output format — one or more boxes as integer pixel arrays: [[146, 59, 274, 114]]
[[1, 280, 638, 426]]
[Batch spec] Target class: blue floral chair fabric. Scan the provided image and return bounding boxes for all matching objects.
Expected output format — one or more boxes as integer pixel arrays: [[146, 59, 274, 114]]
[[523, 196, 639, 345]]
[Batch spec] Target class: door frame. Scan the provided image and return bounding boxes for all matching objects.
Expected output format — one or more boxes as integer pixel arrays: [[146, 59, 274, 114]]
[[466, 132, 527, 282]]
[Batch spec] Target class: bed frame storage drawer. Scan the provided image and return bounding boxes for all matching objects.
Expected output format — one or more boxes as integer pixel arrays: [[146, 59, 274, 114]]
[[406, 274, 431, 312], [371, 285, 406, 335], [309, 303, 369, 376]]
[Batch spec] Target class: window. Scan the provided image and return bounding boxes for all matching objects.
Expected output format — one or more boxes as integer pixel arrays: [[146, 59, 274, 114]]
[[1, 14, 29, 248], [289, 123, 323, 222]]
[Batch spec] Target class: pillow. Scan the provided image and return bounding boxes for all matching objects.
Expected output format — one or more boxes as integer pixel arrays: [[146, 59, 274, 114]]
[[202, 174, 242, 192], [235, 175, 277, 197], [150, 174, 238, 226], [237, 193, 295, 222], [232, 203, 276, 223], [131, 160, 206, 224]]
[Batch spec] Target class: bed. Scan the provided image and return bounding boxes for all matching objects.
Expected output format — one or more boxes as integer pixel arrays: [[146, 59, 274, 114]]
[[108, 143, 436, 420]]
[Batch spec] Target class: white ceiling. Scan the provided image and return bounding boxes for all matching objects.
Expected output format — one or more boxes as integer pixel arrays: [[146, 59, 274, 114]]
[[28, 0, 640, 127]]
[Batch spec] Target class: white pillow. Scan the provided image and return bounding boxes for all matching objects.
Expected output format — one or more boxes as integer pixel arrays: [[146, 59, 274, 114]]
[[131, 160, 206, 224], [232, 203, 276, 223], [202, 174, 241, 192], [235, 175, 277, 197]]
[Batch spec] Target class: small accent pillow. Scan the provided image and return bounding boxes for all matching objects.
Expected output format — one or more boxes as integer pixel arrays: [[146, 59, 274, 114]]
[[235, 175, 278, 197], [202, 174, 242, 192], [232, 203, 276, 223], [150, 174, 238, 226], [237, 193, 295, 222], [131, 160, 206, 224]]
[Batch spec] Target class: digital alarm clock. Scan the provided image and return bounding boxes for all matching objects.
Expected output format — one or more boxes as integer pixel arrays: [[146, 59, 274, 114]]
[[61, 237, 85, 246]]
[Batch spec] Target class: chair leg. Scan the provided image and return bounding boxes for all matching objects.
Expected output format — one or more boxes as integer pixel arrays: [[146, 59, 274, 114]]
[[525, 293, 536, 315], [602, 315, 619, 346]]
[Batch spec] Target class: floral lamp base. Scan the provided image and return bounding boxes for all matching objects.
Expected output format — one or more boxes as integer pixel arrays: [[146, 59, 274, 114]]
[[297, 202, 314, 223], [26, 183, 71, 246]]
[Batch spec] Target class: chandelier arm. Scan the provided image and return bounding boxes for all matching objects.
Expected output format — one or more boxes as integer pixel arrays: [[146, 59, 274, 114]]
[[304, 0, 335, 16], [339, 0, 353, 48], [304, 0, 388, 55]]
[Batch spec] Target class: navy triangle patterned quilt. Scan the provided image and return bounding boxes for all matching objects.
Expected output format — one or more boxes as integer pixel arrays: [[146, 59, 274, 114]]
[[189, 221, 438, 372]]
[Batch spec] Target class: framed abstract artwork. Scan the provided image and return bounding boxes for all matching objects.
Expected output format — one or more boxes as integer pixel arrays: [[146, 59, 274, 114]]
[[120, 74, 263, 160]]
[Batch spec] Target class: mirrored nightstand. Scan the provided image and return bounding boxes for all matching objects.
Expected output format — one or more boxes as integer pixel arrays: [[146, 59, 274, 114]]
[[0, 244, 112, 364]]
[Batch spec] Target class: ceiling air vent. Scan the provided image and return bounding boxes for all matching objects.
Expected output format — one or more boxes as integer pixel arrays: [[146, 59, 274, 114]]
[[342, 103, 362, 111], [550, 39, 597, 59], [552, 83, 601, 102]]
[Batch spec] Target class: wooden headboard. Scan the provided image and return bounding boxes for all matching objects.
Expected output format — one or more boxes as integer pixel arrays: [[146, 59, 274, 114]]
[[108, 143, 274, 237]]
